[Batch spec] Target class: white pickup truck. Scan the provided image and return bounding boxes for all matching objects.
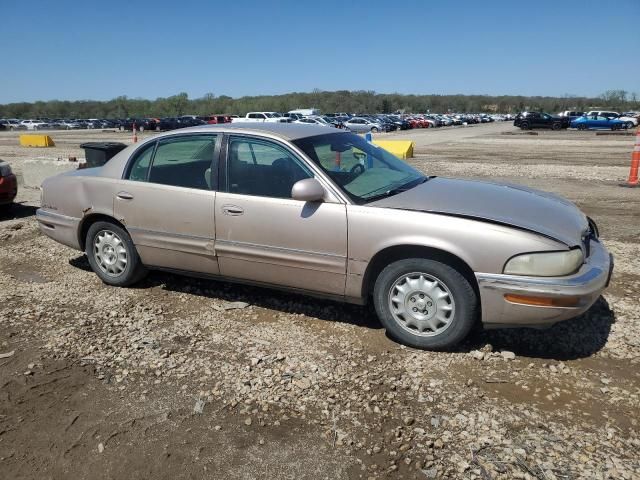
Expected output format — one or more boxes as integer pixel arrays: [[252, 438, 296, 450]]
[[231, 112, 290, 123]]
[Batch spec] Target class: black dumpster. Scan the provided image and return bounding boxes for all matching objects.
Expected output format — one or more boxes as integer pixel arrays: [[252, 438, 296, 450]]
[[80, 142, 127, 168]]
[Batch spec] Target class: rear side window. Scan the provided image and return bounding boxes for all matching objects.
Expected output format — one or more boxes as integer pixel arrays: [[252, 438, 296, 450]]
[[127, 142, 155, 181], [148, 135, 217, 190]]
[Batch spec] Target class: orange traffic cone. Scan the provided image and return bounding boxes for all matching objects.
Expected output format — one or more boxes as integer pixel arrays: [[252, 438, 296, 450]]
[[620, 128, 640, 187]]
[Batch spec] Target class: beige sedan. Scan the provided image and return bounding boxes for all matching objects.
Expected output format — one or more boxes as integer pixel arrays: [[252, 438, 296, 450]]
[[37, 123, 612, 349]]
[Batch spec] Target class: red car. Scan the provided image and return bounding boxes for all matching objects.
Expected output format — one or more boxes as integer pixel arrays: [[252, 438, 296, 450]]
[[0, 160, 17, 211], [201, 115, 232, 125]]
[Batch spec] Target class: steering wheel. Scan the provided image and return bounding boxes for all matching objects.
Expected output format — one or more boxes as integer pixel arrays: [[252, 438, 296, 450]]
[[350, 163, 365, 174]]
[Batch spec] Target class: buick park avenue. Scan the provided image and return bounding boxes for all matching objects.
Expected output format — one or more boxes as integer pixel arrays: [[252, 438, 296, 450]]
[[37, 124, 613, 349]]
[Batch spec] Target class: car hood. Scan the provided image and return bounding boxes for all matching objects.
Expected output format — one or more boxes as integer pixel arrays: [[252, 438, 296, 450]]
[[370, 177, 588, 246]]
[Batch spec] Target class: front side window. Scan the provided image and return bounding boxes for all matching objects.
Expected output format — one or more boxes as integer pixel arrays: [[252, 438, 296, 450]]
[[147, 135, 216, 190], [227, 136, 312, 198], [293, 132, 425, 204]]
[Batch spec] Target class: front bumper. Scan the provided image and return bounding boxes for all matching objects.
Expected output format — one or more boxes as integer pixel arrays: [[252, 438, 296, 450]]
[[36, 209, 82, 250], [476, 239, 612, 328]]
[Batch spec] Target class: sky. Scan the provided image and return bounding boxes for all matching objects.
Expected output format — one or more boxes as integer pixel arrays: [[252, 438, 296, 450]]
[[1, 0, 638, 103]]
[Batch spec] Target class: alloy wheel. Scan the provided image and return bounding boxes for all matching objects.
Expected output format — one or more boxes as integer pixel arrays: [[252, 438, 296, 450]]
[[93, 229, 128, 277], [388, 272, 455, 337]]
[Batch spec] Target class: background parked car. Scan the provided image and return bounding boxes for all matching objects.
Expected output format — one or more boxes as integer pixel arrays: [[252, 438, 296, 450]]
[[514, 112, 568, 130], [585, 110, 638, 129], [570, 115, 627, 130], [343, 117, 383, 133], [20, 119, 51, 130], [0, 160, 17, 212], [558, 111, 585, 122], [1, 119, 25, 130], [293, 116, 334, 127], [620, 112, 640, 127], [200, 115, 232, 124]]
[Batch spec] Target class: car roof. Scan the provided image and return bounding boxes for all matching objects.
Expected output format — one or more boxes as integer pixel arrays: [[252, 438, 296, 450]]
[[165, 122, 336, 141], [98, 123, 340, 179]]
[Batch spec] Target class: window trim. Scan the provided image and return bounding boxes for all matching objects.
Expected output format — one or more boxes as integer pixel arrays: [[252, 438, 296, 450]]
[[123, 140, 158, 182], [219, 133, 347, 203], [123, 133, 221, 190]]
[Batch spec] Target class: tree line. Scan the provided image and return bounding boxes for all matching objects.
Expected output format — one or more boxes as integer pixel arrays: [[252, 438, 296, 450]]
[[0, 89, 637, 119]]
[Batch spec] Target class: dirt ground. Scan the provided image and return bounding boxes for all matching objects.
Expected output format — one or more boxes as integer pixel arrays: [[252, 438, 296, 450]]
[[0, 123, 638, 480]]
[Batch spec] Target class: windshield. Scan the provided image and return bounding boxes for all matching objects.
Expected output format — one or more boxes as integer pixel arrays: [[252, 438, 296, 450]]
[[293, 132, 425, 204]]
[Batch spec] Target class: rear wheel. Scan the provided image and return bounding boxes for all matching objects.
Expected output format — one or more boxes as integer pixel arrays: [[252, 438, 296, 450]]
[[85, 221, 147, 287], [552, 122, 561, 131], [626, 121, 634, 129], [373, 258, 477, 350], [578, 124, 587, 131]]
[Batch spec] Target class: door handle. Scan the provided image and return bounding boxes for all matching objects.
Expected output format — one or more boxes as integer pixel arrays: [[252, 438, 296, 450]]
[[117, 191, 134, 200], [222, 204, 244, 216]]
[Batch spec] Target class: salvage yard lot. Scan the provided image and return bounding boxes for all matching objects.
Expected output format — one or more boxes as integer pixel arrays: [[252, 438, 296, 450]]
[[0, 122, 638, 479]]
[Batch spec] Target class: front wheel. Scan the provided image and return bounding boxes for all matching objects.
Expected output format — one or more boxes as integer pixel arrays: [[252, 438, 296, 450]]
[[86, 221, 147, 287], [373, 258, 477, 350], [626, 122, 634, 129], [519, 122, 530, 130], [552, 122, 561, 131], [578, 124, 587, 131], [371, 127, 379, 133]]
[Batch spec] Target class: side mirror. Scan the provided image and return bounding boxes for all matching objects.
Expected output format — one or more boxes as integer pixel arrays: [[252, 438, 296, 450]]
[[291, 178, 325, 202]]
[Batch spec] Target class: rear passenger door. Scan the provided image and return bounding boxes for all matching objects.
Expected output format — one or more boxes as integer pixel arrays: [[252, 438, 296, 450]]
[[214, 135, 348, 295], [114, 134, 221, 274]]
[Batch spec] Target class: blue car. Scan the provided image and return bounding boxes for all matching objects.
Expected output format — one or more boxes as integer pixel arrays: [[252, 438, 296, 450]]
[[571, 115, 627, 131]]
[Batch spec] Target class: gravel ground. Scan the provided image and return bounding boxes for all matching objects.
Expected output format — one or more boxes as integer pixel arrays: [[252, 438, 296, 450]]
[[0, 123, 638, 479]]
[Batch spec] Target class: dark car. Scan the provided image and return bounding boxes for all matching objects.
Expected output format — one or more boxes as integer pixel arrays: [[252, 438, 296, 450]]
[[116, 118, 153, 131], [176, 117, 206, 128], [385, 115, 411, 130], [514, 112, 569, 130]]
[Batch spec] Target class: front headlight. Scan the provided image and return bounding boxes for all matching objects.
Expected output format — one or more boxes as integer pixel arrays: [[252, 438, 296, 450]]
[[503, 249, 584, 277]]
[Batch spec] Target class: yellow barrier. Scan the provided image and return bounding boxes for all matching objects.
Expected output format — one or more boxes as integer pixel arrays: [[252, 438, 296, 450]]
[[372, 140, 414, 159], [19, 134, 55, 147]]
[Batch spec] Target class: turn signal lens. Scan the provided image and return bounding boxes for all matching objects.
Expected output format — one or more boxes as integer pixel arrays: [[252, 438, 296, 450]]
[[504, 294, 580, 307]]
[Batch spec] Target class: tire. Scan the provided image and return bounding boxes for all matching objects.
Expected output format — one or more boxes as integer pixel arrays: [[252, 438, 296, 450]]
[[626, 122, 634, 130], [373, 258, 477, 350], [552, 122, 561, 131], [371, 127, 379, 133], [85, 221, 147, 287], [0, 203, 13, 216], [578, 124, 587, 131], [611, 124, 618, 131], [519, 122, 529, 130]]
